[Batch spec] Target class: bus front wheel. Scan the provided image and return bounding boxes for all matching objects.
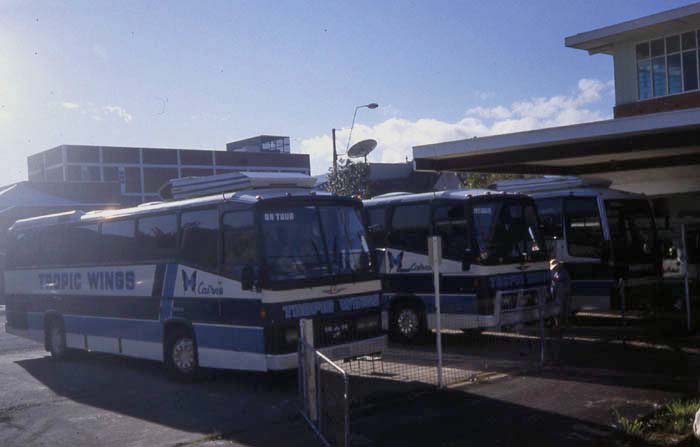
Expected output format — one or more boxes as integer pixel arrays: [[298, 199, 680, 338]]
[[47, 319, 68, 360], [391, 304, 425, 343], [165, 329, 199, 381]]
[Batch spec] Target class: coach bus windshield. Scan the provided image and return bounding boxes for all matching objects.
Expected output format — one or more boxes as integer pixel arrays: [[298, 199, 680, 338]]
[[605, 199, 656, 263], [261, 204, 371, 281], [471, 199, 546, 265]]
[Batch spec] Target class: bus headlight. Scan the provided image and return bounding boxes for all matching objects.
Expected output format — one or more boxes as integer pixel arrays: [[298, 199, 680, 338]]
[[284, 327, 299, 345], [356, 315, 379, 332]]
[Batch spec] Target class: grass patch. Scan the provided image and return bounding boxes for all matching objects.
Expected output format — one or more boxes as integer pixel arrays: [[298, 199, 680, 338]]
[[613, 409, 646, 438], [650, 398, 700, 436], [611, 398, 700, 446]]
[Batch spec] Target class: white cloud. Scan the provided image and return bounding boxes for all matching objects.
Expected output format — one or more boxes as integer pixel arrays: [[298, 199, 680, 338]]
[[102, 105, 133, 123], [61, 101, 80, 109], [300, 78, 613, 175], [92, 44, 108, 61]]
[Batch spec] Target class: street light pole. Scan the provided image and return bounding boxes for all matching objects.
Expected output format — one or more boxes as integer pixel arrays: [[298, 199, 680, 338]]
[[332, 103, 378, 173], [332, 128, 338, 173], [346, 103, 379, 153]]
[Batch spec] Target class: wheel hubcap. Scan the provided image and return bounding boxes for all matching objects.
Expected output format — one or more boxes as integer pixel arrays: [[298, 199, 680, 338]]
[[172, 338, 195, 373], [51, 327, 63, 354], [397, 309, 419, 338]]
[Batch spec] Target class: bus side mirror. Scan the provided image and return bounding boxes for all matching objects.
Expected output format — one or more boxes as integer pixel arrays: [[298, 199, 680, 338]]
[[241, 265, 254, 291]]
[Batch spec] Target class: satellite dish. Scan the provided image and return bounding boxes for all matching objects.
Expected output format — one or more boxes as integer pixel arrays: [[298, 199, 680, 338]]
[[347, 139, 377, 159]]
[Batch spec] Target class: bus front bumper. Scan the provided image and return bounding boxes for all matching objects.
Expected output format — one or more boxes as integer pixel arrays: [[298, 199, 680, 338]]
[[426, 302, 561, 331], [266, 334, 388, 371]]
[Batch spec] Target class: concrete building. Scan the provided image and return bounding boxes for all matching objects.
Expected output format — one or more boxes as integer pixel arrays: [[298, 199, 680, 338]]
[[226, 135, 290, 153], [27, 138, 310, 204]]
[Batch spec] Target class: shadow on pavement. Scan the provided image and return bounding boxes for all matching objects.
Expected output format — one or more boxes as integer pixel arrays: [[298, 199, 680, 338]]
[[347, 381, 631, 447], [15, 351, 313, 446]]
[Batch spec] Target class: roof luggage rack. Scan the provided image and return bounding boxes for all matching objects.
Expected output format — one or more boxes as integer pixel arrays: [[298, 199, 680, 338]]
[[10, 210, 85, 231], [489, 175, 612, 193], [159, 171, 317, 200]]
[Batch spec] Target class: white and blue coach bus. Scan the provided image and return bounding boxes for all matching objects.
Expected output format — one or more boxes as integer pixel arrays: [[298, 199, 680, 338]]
[[364, 190, 559, 341], [492, 176, 661, 313], [3, 174, 384, 379]]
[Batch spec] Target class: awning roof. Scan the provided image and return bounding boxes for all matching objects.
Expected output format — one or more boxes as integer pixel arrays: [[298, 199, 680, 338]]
[[565, 3, 700, 55], [412, 108, 700, 196], [0, 182, 120, 215]]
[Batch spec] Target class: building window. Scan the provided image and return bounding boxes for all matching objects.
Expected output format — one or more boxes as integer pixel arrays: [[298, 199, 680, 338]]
[[143, 167, 179, 193], [636, 30, 700, 100]]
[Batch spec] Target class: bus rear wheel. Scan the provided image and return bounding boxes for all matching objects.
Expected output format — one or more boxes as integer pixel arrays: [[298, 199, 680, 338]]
[[391, 304, 425, 343], [165, 329, 199, 381]]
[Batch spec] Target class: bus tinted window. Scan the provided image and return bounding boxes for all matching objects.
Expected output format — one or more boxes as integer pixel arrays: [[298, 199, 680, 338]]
[[433, 204, 469, 260], [102, 219, 136, 263], [137, 214, 178, 260], [65, 224, 101, 264], [366, 207, 388, 246], [11, 230, 42, 267], [223, 211, 257, 278], [40, 226, 66, 266], [181, 208, 219, 271], [535, 198, 563, 240], [389, 204, 430, 253], [564, 198, 602, 258]]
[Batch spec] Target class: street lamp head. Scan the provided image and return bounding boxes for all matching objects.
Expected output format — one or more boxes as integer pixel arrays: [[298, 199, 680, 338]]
[[366, 103, 379, 109]]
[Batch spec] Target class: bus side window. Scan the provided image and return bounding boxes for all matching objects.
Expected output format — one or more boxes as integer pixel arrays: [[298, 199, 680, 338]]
[[10, 229, 42, 268], [564, 197, 602, 258], [433, 204, 469, 260], [222, 211, 257, 280], [137, 213, 178, 260], [366, 207, 387, 247], [40, 225, 67, 266], [388, 203, 431, 254], [535, 198, 563, 254], [180, 208, 219, 271], [64, 224, 101, 265], [102, 219, 137, 263]]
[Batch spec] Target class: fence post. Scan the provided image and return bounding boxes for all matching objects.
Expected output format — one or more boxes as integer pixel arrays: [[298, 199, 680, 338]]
[[429, 235, 444, 389], [300, 318, 318, 423], [619, 278, 627, 326], [539, 294, 545, 366], [681, 223, 692, 332]]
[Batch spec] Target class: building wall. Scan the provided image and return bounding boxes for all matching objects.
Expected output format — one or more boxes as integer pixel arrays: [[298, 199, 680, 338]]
[[28, 145, 310, 203], [613, 40, 638, 106]]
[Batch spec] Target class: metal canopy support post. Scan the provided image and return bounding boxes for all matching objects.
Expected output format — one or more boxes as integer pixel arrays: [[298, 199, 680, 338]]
[[300, 318, 318, 423], [681, 224, 692, 331], [429, 235, 444, 389]]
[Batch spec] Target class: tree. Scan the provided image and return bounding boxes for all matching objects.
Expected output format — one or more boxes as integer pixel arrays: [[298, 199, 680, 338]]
[[458, 172, 529, 189], [325, 159, 372, 198]]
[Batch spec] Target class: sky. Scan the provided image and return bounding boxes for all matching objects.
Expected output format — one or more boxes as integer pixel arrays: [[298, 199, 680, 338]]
[[0, 0, 697, 184]]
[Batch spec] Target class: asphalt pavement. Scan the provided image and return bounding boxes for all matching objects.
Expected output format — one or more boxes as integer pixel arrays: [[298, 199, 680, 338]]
[[0, 308, 695, 447]]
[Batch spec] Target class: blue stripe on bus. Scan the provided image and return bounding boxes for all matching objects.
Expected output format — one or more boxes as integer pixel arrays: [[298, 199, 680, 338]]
[[62, 314, 163, 342], [381, 293, 479, 314], [163, 263, 178, 297], [193, 324, 265, 353]]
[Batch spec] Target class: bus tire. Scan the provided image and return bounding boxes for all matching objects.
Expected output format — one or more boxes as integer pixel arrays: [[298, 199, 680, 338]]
[[390, 302, 425, 343], [164, 327, 199, 381], [46, 317, 68, 360]]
